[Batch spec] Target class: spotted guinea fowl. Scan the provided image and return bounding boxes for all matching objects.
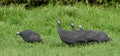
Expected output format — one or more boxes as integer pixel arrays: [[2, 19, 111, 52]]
[[70, 23, 110, 43], [16, 30, 43, 43], [57, 20, 87, 45], [83, 30, 111, 42], [77, 25, 111, 42]]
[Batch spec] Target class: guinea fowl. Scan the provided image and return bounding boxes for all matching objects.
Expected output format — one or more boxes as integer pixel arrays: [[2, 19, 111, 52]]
[[57, 20, 87, 45], [70, 23, 110, 43], [83, 30, 111, 42], [77, 25, 111, 42], [16, 30, 43, 43]]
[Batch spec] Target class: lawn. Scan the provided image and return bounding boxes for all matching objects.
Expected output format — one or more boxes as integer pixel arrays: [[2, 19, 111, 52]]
[[0, 3, 120, 56]]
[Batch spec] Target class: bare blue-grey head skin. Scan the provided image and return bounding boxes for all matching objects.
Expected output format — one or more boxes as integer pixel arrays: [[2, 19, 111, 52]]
[[78, 25, 82, 31], [16, 31, 21, 35]]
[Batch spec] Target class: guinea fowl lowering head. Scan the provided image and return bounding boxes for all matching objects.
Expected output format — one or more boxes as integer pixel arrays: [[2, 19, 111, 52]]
[[16, 30, 43, 43]]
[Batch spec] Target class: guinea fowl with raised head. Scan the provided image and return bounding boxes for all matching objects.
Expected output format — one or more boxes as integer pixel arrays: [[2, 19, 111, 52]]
[[77, 24, 111, 42], [83, 30, 111, 42], [70, 22, 111, 43], [57, 20, 87, 45]]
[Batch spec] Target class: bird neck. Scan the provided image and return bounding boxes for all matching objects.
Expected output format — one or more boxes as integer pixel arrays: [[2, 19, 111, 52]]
[[80, 28, 82, 30], [58, 23, 61, 28], [71, 25, 75, 30]]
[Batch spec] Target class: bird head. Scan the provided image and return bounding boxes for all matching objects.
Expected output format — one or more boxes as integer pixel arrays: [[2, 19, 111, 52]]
[[57, 20, 61, 25], [70, 22, 74, 27], [78, 25, 82, 30], [16, 31, 21, 35]]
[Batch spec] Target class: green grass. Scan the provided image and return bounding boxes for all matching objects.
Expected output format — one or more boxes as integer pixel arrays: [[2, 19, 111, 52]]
[[0, 4, 120, 56]]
